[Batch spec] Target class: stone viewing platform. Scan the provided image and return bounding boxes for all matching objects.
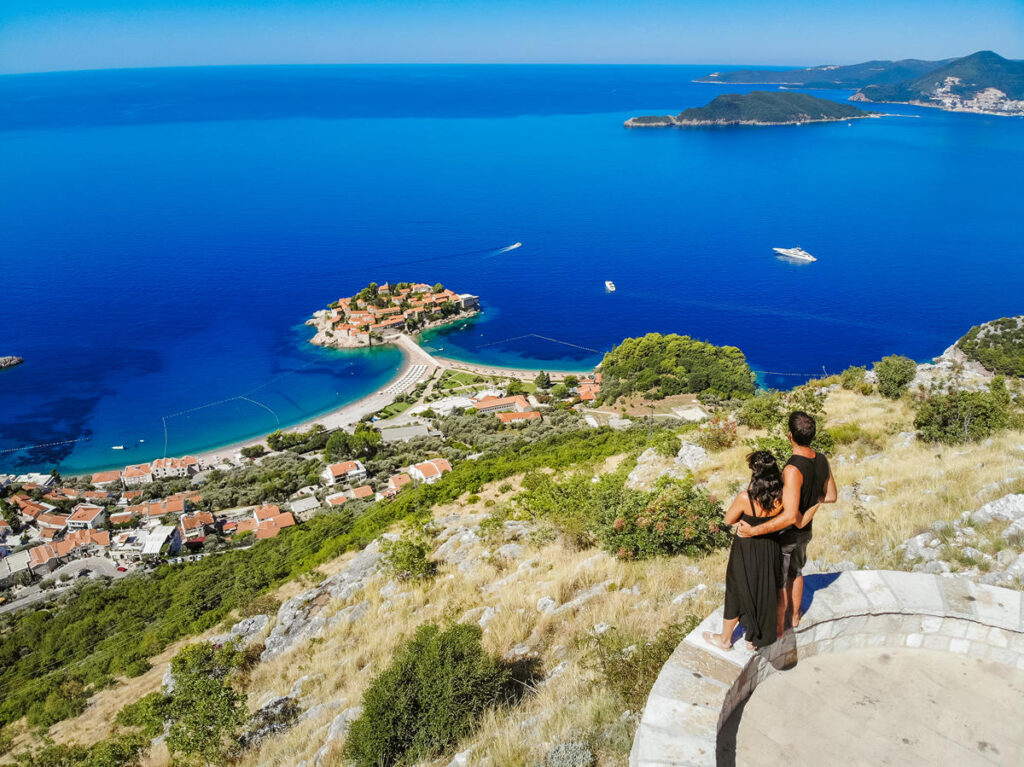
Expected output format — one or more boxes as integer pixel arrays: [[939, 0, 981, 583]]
[[630, 570, 1024, 767]]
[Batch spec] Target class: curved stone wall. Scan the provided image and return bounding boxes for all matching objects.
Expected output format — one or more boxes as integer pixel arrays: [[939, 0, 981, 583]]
[[629, 570, 1024, 767]]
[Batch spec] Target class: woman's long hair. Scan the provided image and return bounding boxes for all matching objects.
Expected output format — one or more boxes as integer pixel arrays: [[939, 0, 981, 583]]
[[747, 450, 783, 514]]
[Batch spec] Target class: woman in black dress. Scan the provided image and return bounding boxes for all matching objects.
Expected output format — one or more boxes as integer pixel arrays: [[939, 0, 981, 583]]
[[702, 451, 784, 650]]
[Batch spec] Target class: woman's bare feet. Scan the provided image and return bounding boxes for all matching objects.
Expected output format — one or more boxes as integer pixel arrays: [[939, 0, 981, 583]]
[[702, 631, 733, 650]]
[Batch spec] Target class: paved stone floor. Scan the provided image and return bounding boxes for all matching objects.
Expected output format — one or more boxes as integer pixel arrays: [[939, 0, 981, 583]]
[[720, 648, 1024, 767]]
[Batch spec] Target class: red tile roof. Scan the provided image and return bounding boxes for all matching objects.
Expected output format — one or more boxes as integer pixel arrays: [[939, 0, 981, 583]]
[[351, 485, 374, 499], [122, 463, 152, 479], [412, 458, 452, 479], [497, 410, 542, 423], [255, 512, 296, 539], [91, 470, 122, 485], [253, 504, 281, 521], [68, 504, 104, 522], [327, 461, 361, 478]]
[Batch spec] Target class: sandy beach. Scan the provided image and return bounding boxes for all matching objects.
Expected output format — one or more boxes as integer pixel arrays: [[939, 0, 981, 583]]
[[192, 335, 592, 467]]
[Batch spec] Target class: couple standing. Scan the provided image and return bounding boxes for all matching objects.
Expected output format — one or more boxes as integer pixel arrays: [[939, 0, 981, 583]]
[[704, 411, 837, 650]]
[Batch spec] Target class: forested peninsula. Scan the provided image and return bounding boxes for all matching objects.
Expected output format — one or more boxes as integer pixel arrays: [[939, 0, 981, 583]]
[[625, 91, 873, 128]]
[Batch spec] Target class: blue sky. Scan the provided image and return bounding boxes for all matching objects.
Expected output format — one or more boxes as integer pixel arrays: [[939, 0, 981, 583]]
[[2, 0, 1021, 74]]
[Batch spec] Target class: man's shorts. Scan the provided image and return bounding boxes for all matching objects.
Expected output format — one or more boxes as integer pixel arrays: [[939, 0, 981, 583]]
[[779, 528, 812, 582]]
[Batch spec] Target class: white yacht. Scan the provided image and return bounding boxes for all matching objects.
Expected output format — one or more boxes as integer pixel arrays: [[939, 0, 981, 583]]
[[605, 280, 616, 292], [773, 246, 817, 262]]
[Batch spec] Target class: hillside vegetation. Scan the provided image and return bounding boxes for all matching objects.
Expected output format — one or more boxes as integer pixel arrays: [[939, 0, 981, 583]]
[[858, 50, 1024, 103], [598, 332, 755, 403], [4, 329, 1024, 766], [676, 91, 869, 124], [956, 316, 1024, 377]]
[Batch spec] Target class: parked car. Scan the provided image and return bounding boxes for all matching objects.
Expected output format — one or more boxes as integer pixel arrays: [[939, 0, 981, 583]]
[[116, 566, 128, 572]]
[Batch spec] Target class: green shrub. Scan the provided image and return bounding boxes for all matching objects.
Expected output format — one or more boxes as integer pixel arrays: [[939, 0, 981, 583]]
[[163, 643, 247, 765], [598, 476, 729, 560], [586, 619, 699, 711], [649, 430, 681, 458], [116, 692, 169, 738], [736, 390, 784, 429], [10, 733, 148, 767], [914, 383, 1011, 445], [380, 537, 437, 581], [839, 365, 873, 394], [874, 355, 917, 399], [344, 624, 512, 767], [827, 422, 867, 445], [695, 418, 738, 452]]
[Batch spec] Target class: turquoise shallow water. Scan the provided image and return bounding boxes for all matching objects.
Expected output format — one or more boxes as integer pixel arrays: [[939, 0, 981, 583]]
[[1, 65, 1022, 473]]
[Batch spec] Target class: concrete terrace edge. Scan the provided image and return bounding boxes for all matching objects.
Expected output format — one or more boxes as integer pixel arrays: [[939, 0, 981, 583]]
[[629, 570, 1024, 767]]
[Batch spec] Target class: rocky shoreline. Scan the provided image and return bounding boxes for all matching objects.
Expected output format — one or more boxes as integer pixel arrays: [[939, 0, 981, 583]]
[[0, 356, 24, 370], [625, 114, 878, 128]]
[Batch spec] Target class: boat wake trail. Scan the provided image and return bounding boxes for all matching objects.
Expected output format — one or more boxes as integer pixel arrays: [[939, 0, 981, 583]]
[[365, 241, 522, 272]]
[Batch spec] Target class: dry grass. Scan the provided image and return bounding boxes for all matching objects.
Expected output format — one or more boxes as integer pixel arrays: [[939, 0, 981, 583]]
[[14, 387, 1024, 766]]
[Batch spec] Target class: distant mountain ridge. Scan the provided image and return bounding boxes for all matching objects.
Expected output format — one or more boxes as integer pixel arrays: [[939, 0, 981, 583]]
[[697, 51, 1024, 116], [625, 91, 874, 128], [696, 58, 953, 89]]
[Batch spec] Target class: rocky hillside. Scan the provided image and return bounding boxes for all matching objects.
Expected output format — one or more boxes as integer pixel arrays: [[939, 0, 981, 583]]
[[852, 51, 1024, 115], [954, 315, 1024, 378]]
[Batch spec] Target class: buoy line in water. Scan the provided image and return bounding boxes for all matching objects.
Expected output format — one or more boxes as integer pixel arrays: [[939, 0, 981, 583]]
[[158, 358, 331, 458], [0, 436, 91, 456], [472, 333, 603, 355]]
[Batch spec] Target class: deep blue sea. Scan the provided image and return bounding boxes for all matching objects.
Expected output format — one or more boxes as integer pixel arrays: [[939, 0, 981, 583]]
[[1, 65, 1022, 473]]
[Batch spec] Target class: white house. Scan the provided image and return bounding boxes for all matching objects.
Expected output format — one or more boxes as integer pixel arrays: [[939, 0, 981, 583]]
[[408, 458, 452, 485], [14, 473, 56, 489], [121, 463, 154, 487], [151, 456, 202, 479], [67, 504, 106, 530], [321, 460, 368, 486]]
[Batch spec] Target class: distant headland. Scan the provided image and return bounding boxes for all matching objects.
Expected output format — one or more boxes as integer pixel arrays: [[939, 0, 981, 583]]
[[696, 51, 1024, 117], [306, 281, 481, 350], [625, 91, 875, 128]]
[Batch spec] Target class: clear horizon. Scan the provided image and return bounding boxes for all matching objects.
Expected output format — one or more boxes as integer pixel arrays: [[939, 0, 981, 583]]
[[2, 0, 1022, 76]]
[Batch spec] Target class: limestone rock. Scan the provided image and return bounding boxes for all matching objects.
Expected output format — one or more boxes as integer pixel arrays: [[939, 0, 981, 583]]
[[536, 596, 558, 613], [210, 614, 270, 647], [671, 583, 707, 605], [261, 540, 384, 661], [553, 580, 615, 615]]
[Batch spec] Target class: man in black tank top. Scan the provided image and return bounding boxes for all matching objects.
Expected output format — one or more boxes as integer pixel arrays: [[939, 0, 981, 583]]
[[737, 411, 837, 631]]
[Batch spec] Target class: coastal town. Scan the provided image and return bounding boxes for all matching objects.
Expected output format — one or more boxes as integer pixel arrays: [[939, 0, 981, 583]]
[[0, 361, 640, 612], [306, 281, 481, 349]]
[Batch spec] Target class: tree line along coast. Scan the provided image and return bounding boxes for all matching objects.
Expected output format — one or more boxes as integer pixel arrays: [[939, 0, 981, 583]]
[[0, 316, 1021, 765]]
